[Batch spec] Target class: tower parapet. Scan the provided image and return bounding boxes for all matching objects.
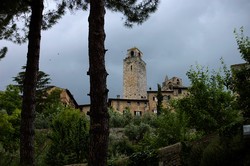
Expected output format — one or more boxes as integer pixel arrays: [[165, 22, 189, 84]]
[[126, 47, 143, 58]]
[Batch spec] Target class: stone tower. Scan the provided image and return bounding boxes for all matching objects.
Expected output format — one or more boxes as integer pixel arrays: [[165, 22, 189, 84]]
[[123, 47, 147, 99]]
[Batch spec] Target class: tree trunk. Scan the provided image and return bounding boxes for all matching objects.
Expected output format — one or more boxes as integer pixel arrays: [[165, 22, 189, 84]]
[[88, 0, 109, 165], [20, 0, 43, 165]]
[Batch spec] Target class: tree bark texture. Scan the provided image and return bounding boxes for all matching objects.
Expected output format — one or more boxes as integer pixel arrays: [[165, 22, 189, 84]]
[[20, 0, 43, 165], [88, 0, 109, 165]]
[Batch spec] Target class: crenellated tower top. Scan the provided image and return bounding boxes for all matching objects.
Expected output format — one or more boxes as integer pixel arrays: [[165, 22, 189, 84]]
[[126, 47, 143, 59]]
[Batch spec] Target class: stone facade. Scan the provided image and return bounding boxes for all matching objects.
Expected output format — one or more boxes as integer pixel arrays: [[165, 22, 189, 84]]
[[47, 86, 78, 108], [79, 104, 90, 114], [109, 84, 188, 116], [123, 47, 147, 99], [80, 47, 188, 116], [108, 98, 149, 116], [231, 63, 250, 71], [109, 47, 188, 116], [162, 76, 184, 90], [147, 87, 188, 113]]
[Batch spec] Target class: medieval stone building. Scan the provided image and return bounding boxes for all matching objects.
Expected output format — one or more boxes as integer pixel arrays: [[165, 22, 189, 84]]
[[47, 86, 79, 108], [123, 47, 147, 99], [107, 47, 188, 116], [48, 47, 188, 115]]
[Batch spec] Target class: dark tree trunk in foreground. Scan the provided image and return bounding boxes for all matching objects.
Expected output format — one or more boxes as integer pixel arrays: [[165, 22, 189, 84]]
[[20, 0, 43, 165], [88, 0, 109, 165]]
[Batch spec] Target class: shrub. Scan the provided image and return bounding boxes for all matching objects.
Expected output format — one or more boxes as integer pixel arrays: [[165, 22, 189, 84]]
[[46, 108, 89, 165]]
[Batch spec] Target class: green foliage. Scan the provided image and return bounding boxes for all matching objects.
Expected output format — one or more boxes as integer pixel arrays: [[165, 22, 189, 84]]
[[0, 0, 81, 44], [151, 110, 193, 149], [109, 107, 133, 128], [233, 67, 250, 118], [109, 108, 126, 128], [0, 0, 29, 44], [200, 135, 244, 166], [123, 108, 133, 125], [176, 62, 240, 133], [0, 109, 21, 152], [200, 137, 236, 166], [182, 130, 250, 166], [0, 47, 7, 60], [108, 112, 158, 161], [109, 135, 135, 158], [0, 85, 22, 115], [46, 108, 89, 166], [0, 109, 21, 165], [34, 129, 50, 166], [128, 30, 246, 166], [183, 141, 207, 166], [156, 84, 163, 116], [0, 85, 21, 158], [128, 149, 158, 166], [88, 0, 159, 164], [13, 67, 54, 114], [108, 157, 130, 166], [12, 75, 64, 129], [13, 66, 51, 95], [141, 112, 157, 127], [0, 144, 19, 166], [34, 89, 63, 129], [234, 27, 250, 63], [200, 137, 228, 166], [233, 27, 250, 118], [105, 0, 159, 27], [125, 121, 151, 144]]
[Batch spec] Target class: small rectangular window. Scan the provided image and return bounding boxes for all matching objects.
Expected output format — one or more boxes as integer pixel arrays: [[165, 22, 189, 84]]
[[134, 111, 142, 116]]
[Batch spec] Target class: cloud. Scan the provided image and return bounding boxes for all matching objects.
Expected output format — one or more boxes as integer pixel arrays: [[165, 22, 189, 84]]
[[1, 0, 249, 104]]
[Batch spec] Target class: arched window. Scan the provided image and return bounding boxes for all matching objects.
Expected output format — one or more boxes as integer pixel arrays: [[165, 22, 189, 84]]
[[177, 79, 180, 85], [130, 51, 134, 57]]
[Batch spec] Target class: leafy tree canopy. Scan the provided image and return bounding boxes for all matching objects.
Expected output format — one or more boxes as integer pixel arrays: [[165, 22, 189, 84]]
[[13, 66, 51, 93], [0, 109, 21, 165], [234, 27, 250, 63], [0, 85, 22, 115], [176, 61, 241, 133], [13, 66, 52, 113], [0, 0, 78, 43], [0, 47, 7, 60], [46, 108, 89, 165], [233, 27, 250, 118], [105, 0, 159, 27]]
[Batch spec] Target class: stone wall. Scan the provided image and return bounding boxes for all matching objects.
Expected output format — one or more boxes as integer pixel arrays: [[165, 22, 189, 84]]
[[158, 142, 182, 166]]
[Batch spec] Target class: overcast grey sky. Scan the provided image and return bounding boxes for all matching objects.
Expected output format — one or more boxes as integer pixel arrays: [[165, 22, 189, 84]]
[[0, 0, 249, 104]]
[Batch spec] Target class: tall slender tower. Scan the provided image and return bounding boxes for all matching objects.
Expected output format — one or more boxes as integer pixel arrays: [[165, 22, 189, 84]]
[[123, 47, 147, 99]]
